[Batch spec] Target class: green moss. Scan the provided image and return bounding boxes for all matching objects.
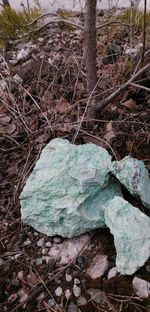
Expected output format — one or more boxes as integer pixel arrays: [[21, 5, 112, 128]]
[[0, 6, 41, 42]]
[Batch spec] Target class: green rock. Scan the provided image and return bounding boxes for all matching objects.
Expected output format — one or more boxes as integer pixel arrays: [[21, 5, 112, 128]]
[[110, 156, 150, 209], [20, 138, 122, 237], [105, 196, 150, 275]]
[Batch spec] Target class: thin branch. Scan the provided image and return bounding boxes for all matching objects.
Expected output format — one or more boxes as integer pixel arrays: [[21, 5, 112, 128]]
[[130, 82, 150, 92], [95, 63, 150, 111]]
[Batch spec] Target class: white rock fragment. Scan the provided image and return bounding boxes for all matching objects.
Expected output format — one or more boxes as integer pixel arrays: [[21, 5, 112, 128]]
[[18, 271, 24, 280], [18, 289, 28, 303], [132, 277, 150, 298], [74, 278, 80, 285], [108, 267, 118, 279], [24, 238, 31, 246], [45, 241, 52, 247], [55, 287, 63, 297], [66, 274, 72, 282], [65, 289, 72, 300], [37, 238, 45, 247], [35, 258, 43, 266], [77, 296, 87, 306], [73, 285, 81, 298], [86, 255, 109, 279]]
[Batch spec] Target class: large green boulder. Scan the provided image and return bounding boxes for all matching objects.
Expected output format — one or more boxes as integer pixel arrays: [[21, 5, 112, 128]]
[[20, 138, 121, 237]]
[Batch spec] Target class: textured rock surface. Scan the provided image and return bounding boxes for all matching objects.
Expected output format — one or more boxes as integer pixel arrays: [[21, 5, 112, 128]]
[[20, 138, 121, 237], [105, 196, 150, 275], [110, 156, 150, 208]]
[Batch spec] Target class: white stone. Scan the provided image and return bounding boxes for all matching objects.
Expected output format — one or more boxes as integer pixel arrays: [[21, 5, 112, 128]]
[[108, 267, 118, 279], [73, 285, 81, 298], [86, 255, 109, 279], [37, 238, 45, 247], [132, 277, 150, 298], [65, 289, 72, 300], [66, 274, 72, 282], [55, 287, 63, 297], [45, 241, 52, 247]]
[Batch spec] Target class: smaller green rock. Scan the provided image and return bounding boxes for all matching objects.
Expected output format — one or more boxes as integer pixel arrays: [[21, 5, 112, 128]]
[[105, 196, 150, 275], [110, 156, 150, 208]]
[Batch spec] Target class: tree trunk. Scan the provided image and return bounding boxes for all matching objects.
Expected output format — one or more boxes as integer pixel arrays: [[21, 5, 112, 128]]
[[84, 0, 97, 95], [2, 0, 10, 7]]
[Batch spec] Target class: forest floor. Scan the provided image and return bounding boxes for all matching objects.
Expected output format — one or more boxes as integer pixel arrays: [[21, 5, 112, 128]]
[[0, 9, 150, 312]]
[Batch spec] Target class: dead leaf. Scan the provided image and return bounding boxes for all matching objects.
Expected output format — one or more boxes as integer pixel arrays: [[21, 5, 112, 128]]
[[121, 99, 139, 112], [104, 121, 116, 144], [0, 115, 11, 125], [0, 123, 16, 135], [55, 97, 71, 114]]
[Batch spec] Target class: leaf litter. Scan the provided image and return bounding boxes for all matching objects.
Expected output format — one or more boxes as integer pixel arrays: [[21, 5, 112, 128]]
[[0, 8, 150, 312]]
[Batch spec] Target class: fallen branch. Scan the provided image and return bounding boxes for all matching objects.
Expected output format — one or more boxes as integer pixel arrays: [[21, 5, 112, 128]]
[[95, 63, 150, 111]]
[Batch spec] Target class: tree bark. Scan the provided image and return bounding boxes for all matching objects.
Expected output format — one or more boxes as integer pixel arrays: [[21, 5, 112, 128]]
[[84, 0, 97, 95], [2, 0, 10, 7]]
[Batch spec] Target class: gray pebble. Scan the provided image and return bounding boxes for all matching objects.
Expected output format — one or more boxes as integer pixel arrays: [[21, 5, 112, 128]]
[[45, 241, 52, 247], [55, 287, 63, 297], [67, 302, 78, 312], [35, 258, 43, 266], [66, 274, 72, 282], [73, 285, 81, 298], [48, 298, 55, 307], [65, 289, 72, 300], [37, 238, 45, 247]]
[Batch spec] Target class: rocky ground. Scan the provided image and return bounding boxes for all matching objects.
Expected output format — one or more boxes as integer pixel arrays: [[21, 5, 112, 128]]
[[0, 10, 150, 312]]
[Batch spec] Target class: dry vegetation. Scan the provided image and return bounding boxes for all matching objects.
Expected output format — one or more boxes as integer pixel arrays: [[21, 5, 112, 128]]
[[0, 5, 150, 312]]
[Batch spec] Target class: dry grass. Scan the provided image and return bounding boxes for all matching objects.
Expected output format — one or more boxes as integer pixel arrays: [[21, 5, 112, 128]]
[[0, 6, 41, 42]]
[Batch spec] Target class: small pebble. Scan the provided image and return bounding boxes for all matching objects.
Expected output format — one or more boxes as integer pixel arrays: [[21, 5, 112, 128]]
[[77, 296, 87, 306], [42, 256, 51, 264], [74, 278, 80, 285], [35, 258, 43, 266], [42, 248, 48, 255], [18, 271, 24, 280], [48, 298, 55, 307], [8, 293, 18, 303], [73, 285, 81, 298], [24, 238, 31, 246], [66, 274, 72, 282], [55, 287, 63, 297], [67, 302, 78, 312], [45, 241, 52, 247], [108, 267, 118, 279], [132, 277, 150, 298], [65, 289, 72, 300], [37, 238, 45, 247], [18, 289, 28, 303], [37, 292, 45, 302]]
